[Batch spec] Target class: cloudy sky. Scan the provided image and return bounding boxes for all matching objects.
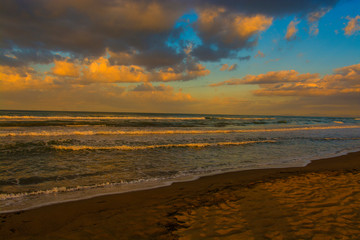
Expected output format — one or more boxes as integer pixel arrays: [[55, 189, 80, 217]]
[[1, 0, 359, 116]]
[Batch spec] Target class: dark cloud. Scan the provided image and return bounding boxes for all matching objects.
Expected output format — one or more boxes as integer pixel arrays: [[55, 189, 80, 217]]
[[0, 0, 339, 68], [0, 48, 64, 67], [109, 47, 185, 70], [0, 0, 187, 58], [191, 46, 233, 62], [195, 0, 339, 16]]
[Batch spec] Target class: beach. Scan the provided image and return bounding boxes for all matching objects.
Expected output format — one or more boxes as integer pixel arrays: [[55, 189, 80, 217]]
[[1, 151, 360, 239], [1, 0, 359, 238]]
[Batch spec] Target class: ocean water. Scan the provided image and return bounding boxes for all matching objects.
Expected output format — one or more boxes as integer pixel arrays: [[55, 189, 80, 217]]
[[1, 110, 360, 212]]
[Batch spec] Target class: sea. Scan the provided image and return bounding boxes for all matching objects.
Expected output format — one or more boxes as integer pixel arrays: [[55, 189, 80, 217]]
[[1, 110, 360, 213]]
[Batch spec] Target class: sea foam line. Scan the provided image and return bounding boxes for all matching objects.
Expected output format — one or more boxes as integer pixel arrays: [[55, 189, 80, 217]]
[[53, 140, 276, 151], [0, 115, 276, 121], [1, 125, 359, 137], [0, 116, 205, 121], [0, 179, 151, 201]]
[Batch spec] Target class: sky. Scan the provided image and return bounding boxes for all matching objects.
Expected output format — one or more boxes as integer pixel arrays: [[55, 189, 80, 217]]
[[0, 0, 359, 116]]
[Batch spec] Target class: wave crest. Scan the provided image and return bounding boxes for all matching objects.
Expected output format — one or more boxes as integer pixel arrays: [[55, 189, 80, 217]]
[[53, 140, 276, 151]]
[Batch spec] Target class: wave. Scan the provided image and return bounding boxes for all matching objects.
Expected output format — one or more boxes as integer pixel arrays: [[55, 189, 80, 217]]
[[205, 117, 275, 120], [0, 181, 136, 201], [0, 115, 205, 121], [1, 125, 359, 137], [0, 115, 278, 121], [53, 140, 276, 151]]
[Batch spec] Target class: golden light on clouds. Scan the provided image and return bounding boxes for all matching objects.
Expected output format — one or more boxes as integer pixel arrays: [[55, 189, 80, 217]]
[[212, 63, 360, 97], [344, 15, 360, 36], [285, 19, 300, 40]]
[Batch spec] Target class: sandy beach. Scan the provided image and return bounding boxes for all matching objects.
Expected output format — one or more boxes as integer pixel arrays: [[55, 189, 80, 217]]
[[1, 151, 360, 239]]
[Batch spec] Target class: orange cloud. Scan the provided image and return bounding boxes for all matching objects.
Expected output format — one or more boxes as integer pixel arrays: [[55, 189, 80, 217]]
[[234, 14, 273, 38], [220, 64, 229, 71], [211, 63, 360, 97], [219, 63, 237, 72], [344, 15, 360, 36], [0, 69, 195, 112], [149, 63, 210, 82], [0, 65, 55, 91], [211, 70, 319, 86], [52, 60, 80, 77], [82, 57, 147, 83], [0, 56, 198, 113], [50, 56, 210, 85], [1, 54, 210, 94], [196, 8, 273, 48], [285, 19, 300, 41], [228, 64, 237, 71]]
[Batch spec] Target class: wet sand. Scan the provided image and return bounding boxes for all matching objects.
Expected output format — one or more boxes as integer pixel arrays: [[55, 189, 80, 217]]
[[1, 152, 360, 239]]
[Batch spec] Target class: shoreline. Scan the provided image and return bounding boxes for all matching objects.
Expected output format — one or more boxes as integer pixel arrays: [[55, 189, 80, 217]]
[[1, 151, 360, 239], [1, 146, 357, 214]]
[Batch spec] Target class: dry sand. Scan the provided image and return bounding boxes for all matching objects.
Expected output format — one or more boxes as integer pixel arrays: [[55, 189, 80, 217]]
[[1, 152, 360, 239]]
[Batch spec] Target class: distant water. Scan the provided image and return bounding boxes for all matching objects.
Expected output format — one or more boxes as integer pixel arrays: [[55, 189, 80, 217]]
[[1, 110, 360, 212]]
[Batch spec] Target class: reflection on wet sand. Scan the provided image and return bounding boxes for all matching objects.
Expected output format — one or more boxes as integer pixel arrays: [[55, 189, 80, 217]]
[[175, 171, 360, 239]]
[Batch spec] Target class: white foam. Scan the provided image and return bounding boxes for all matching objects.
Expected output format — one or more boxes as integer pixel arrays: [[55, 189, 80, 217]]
[[0, 181, 134, 201]]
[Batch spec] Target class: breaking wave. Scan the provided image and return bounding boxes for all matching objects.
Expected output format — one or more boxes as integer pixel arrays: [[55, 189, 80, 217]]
[[0, 179, 159, 201]]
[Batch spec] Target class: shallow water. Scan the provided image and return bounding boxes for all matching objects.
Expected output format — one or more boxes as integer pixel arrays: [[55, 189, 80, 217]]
[[1, 110, 360, 212]]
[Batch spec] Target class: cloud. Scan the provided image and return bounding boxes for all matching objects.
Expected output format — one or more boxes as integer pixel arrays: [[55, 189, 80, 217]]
[[254, 50, 265, 58], [228, 64, 238, 71], [0, 48, 63, 67], [195, 0, 338, 16], [344, 15, 360, 36], [193, 8, 273, 61], [212, 63, 360, 97], [307, 7, 330, 36], [211, 70, 319, 86], [285, 19, 300, 41], [219, 63, 237, 72], [0, 0, 340, 70], [82, 58, 149, 83], [0, 81, 195, 113], [51, 60, 80, 77], [108, 47, 185, 70], [131, 82, 170, 92], [149, 64, 210, 82], [5, 55, 210, 91], [220, 64, 229, 71], [0, 65, 56, 91], [0, 0, 187, 57], [0, 66, 195, 112]]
